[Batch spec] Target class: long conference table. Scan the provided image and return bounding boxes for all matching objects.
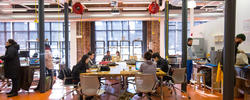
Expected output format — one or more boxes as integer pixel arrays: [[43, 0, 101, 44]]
[[80, 62, 166, 100]]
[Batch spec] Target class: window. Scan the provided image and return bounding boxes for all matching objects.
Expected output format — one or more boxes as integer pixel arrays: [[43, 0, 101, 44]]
[[168, 21, 207, 55], [0, 22, 70, 64], [95, 21, 144, 62]]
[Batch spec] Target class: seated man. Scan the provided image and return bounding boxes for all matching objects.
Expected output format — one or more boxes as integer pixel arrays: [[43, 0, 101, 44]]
[[87, 51, 97, 68], [152, 52, 172, 81], [102, 51, 112, 61], [152, 53, 169, 73]]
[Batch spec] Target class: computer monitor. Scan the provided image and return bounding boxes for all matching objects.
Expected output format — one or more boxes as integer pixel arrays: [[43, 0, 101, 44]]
[[19, 51, 30, 57], [30, 58, 40, 66], [19, 57, 30, 67], [135, 61, 144, 70]]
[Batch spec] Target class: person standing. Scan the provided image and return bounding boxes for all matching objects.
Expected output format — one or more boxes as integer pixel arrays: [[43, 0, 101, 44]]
[[0, 39, 20, 97], [45, 44, 54, 89], [187, 38, 197, 84]]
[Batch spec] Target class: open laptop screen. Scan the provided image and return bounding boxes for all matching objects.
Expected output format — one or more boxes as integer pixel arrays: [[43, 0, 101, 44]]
[[135, 61, 143, 70]]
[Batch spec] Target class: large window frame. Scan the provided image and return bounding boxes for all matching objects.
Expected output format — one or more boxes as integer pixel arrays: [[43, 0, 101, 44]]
[[94, 21, 145, 62], [0, 22, 70, 62]]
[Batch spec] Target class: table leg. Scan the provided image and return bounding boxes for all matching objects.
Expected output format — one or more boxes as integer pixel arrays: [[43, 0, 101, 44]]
[[160, 76, 164, 100]]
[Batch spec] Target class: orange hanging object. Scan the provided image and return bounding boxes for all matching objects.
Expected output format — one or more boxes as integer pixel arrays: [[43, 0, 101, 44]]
[[72, 2, 84, 14], [148, 2, 159, 14]]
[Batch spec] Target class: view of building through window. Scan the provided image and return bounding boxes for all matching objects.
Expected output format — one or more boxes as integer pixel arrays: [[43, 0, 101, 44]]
[[95, 21, 143, 62], [0, 22, 70, 63]]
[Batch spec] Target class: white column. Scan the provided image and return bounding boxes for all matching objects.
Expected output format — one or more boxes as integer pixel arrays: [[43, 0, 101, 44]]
[[160, 18, 165, 57], [190, 0, 195, 37], [70, 22, 77, 68]]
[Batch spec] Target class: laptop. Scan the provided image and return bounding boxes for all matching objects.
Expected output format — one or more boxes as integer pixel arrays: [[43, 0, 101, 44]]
[[135, 61, 144, 70], [19, 57, 30, 67]]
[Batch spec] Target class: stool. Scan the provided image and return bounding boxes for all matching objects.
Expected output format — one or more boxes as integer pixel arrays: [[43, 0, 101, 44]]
[[193, 73, 205, 90]]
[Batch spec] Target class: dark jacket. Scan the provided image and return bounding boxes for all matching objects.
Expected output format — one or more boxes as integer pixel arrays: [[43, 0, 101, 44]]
[[0, 44, 20, 79], [156, 58, 169, 74], [71, 55, 89, 82]]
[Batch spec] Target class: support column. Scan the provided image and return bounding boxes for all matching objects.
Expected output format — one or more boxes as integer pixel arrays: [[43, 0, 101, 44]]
[[189, 0, 194, 36], [165, 0, 169, 58], [223, 0, 236, 100], [181, 0, 188, 92], [64, 2, 69, 68], [38, 0, 46, 93]]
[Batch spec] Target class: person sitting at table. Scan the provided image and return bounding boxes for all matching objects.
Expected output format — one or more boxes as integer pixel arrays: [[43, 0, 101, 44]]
[[102, 51, 112, 61], [152, 52, 172, 81], [139, 51, 157, 79], [138, 52, 157, 97], [0, 39, 20, 97], [112, 51, 121, 62], [72, 54, 91, 84], [87, 51, 96, 68]]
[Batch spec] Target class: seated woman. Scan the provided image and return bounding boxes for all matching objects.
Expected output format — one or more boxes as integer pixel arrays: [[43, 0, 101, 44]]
[[112, 51, 121, 62], [72, 54, 90, 84], [139, 52, 157, 80], [137, 52, 157, 97]]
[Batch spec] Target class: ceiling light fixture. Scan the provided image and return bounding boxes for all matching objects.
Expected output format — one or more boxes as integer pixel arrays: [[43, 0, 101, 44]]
[[188, 1, 196, 8], [87, 8, 112, 11], [21, 2, 50, 5], [123, 2, 151, 4], [123, 7, 147, 11], [2, 9, 27, 12], [0, 2, 9, 6], [81, 2, 109, 5]]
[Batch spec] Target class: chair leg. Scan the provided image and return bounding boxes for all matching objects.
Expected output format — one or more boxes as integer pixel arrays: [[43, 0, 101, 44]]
[[171, 85, 177, 100]]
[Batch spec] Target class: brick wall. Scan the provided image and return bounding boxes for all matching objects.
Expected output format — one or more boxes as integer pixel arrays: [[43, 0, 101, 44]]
[[76, 21, 92, 61], [147, 21, 160, 53]]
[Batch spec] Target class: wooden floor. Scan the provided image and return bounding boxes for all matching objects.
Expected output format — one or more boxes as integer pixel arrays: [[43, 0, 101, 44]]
[[0, 79, 244, 100]]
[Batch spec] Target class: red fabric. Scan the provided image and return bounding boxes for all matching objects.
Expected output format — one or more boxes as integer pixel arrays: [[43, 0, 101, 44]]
[[148, 2, 159, 14], [72, 2, 84, 14], [99, 61, 111, 65], [0, 59, 3, 64]]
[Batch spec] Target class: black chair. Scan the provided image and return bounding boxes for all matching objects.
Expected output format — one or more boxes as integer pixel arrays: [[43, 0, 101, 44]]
[[59, 64, 79, 100]]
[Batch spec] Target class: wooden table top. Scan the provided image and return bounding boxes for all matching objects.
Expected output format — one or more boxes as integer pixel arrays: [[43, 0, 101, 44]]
[[80, 62, 166, 76]]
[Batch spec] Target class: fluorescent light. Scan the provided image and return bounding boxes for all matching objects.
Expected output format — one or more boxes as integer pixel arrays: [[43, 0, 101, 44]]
[[44, 8, 62, 11], [123, 14, 146, 17], [0, 2, 9, 5], [21, 2, 50, 5], [87, 8, 112, 11], [45, 15, 64, 18], [81, 2, 109, 5], [188, 1, 196, 8], [90, 14, 114, 17], [123, 7, 147, 11], [12, 15, 35, 18], [2, 9, 27, 12], [123, 2, 151, 4]]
